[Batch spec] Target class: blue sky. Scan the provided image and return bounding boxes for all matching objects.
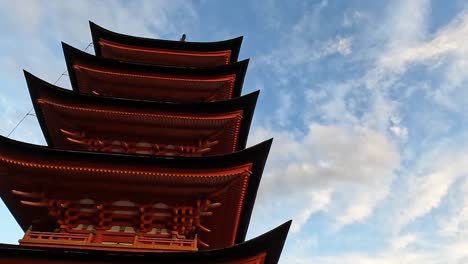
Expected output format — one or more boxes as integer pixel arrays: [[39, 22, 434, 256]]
[[1, 0, 468, 263]]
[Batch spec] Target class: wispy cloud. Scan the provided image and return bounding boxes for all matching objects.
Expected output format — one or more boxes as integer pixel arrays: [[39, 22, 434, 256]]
[[250, 0, 468, 261], [249, 123, 400, 232]]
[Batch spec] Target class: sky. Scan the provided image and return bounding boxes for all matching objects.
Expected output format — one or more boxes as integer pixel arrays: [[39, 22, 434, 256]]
[[1, 0, 468, 263]]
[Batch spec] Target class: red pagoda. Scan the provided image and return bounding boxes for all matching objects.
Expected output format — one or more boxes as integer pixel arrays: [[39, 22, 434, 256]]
[[0, 22, 290, 264]]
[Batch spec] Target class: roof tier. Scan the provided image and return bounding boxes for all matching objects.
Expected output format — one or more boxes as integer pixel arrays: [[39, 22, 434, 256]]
[[26, 71, 257, 156], [0, 135, 272, 249], [63, 43, 248, 102], [90, 22, 243, 67], [0, 221, 290, 264]]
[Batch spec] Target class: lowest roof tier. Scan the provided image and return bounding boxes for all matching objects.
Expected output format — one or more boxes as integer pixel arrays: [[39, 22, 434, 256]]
[[0, 135, 272, 250], [0, 221, 290, 264]]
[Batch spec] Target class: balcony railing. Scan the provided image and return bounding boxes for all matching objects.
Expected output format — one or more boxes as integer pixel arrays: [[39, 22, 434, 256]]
[[20, 230, 197, 252], [22, 231, 90, 243]]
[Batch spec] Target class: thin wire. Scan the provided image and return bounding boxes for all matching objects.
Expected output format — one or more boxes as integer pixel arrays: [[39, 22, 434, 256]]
[[6, 42, 93, 138]]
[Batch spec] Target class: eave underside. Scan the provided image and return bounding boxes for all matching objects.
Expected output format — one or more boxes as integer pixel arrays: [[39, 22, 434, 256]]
[[73, 63, 237, 102], [98, 39, 233, 68], [25, 72, 258, 156], [62, 43, 248, 102], [37, 99, 244, 156], [0, 159, 251, 249]]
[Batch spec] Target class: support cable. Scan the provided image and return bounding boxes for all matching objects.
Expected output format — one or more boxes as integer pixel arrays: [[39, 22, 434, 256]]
[[6, 42, 93, 138]]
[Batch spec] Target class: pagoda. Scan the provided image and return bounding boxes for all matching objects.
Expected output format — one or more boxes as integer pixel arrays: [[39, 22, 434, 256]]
[[0, 22, 291, 264]]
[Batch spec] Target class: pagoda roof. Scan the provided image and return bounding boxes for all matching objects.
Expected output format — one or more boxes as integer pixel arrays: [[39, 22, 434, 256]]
[[25, 71, 257, 156], [90, 21, 243, 67], [63, 43, 248, 102], [0, 221, 290, 264], [0, 135, 272, 249]]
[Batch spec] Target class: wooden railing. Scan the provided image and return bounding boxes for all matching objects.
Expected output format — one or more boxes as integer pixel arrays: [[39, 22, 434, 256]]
[[137, 236, 196, 248], [19, 230, 197, 252], [21, 230, 90, 244]]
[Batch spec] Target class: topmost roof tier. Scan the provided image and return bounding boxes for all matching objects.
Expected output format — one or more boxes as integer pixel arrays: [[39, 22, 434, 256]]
[[90, 22, 243, 68]]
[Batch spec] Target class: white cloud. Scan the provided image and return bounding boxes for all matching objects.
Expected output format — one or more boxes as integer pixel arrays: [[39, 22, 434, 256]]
[[258, 0, 468, 261], [438, 178, 468, 238], [259, 35, 352, 70], [296, 234, 468, 264], [379, 16, 468, 72], [390, 149, 468, 232], [256, 1, 351, 74], [374, 5, 468, 113], [250, 0, 468, 251], [254, 124, 399, 193], [291, 189, 332, 233], [250, 1, 468, 261], [384, 0, 430, 50], [342, 10, 366, 28], [335, 185, 390, 227], [328, 36, 352, 56], [250, 123, 400, 230], [389, 234, 418, 250], [389, 125, 408, 139]]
